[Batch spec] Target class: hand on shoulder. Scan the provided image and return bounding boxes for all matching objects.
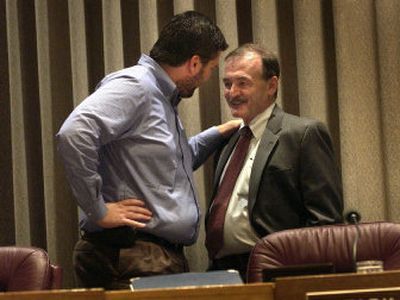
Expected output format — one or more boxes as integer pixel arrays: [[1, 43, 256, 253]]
[[217, 119, 242, 137]]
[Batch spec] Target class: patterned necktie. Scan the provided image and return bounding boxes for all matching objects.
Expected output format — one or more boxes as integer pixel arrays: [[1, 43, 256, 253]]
[[205, 126, 253, 259]]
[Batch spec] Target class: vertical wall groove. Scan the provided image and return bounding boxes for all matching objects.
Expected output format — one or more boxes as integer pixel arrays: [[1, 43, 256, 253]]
[[174, 0, 209, 274], [333, 0, 385, 219], [102, 0, 124, 74], [68, 0, 89, 106], [139, 0, 158, 54], [216, 0, 238, 123], [252, 0, 281, 106], [0, 0, 15, 245], [7, 0, 32, 246], [35, 0, 77, 287], [375, 0, 400, 221]]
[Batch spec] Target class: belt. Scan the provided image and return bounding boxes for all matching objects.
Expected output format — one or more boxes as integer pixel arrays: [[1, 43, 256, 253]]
[[81, 226, 183, 252]]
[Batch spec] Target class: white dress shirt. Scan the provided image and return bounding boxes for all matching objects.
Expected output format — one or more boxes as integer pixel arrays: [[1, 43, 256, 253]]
[[217, 103, 275, 257]]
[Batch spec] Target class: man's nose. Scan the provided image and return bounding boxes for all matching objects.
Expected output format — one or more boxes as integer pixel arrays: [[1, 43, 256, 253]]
[[229, 84, 240, 97]]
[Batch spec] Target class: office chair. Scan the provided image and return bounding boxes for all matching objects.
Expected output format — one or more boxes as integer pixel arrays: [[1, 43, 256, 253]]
[[247, 222, 400, 282], [0, 246, 63, 291]]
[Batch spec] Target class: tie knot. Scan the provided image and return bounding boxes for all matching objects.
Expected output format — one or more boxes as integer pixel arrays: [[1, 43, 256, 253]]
[[240, 126, 253, 138]]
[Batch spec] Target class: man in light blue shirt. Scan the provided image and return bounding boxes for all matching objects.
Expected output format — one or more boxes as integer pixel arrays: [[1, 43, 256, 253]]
[[56, 11, 239, 289]]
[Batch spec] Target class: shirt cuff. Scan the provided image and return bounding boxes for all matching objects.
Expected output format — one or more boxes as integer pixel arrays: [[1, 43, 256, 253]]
[[83, 198, 108, 222], [201, 126, 224, 145]]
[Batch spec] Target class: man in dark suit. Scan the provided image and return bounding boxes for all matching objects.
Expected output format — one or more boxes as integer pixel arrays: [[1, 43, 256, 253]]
[[205, 44, 343, 280]]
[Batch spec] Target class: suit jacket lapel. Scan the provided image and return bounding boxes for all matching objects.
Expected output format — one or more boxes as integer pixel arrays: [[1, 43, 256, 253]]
[[248, 105, 284, 214]]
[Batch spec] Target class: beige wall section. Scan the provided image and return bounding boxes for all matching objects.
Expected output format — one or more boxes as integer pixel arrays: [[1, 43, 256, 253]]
[[251, 0, 281, 106], [102, 0, 124, 74], [216, 0, 238, 123], [293, 0, 329, 123], [293, 0, 341, 161], [139, 0, 158, 55], [252, 0, 279, 53], [34, 0, 55, 253], [376, 0, 400, 221], [6, 0, 32, 246], [35, 0, 77, 287], [174, 0, 193, 13], [173, 1, 209, 272], [68, 0, 89, 106], [333, 0, 386, 220]]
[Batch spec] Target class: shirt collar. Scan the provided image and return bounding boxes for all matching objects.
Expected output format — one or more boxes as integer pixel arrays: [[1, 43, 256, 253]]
[[138, 54, 180, 107], [242, 102, 276, 141]]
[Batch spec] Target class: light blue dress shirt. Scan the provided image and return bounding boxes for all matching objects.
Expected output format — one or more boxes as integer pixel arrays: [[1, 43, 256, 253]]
[[56, 54, 224, 245]]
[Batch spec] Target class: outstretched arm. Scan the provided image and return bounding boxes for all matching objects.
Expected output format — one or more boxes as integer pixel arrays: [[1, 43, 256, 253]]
[[189, 119, 241, 170]]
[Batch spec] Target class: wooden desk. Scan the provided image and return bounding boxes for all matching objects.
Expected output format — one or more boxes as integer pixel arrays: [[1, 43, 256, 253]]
[[106, 283, 274, 300], [0, 288, 104, 300], [274, 270, 400, 300], [1, 271, 399, 300], [0, 284, 273, 300], [307, 286, 400, 299]]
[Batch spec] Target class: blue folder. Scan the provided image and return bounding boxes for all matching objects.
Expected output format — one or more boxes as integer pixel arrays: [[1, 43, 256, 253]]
[[130, 270, 243, 290]]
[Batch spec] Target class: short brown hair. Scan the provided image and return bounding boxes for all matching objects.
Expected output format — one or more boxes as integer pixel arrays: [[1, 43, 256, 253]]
[[225, 43, 280, 81]]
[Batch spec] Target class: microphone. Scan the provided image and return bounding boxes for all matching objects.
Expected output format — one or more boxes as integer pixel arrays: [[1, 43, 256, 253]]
[[346, 211, 361, 224], [345, 211, 361, 272]]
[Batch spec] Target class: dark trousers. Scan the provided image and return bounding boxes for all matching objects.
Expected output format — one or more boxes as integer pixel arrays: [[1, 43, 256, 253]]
[[208, 253, 250, 282], [73, 227, 188, 290]]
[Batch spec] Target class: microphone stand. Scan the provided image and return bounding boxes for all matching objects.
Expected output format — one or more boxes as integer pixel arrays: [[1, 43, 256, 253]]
[[352, 220, 361, 272], [346, 212, 361, 272]]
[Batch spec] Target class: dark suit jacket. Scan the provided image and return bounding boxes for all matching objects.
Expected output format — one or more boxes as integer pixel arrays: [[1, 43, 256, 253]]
[[209, 105, 344, 238]]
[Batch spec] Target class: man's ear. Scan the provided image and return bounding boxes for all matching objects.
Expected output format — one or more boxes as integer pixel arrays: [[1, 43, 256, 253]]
[[188, 55, 202, 75], [268, 76, 279, 96]]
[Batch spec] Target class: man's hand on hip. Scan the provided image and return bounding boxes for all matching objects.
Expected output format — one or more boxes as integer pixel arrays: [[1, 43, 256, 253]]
[[96, 199, 152, 229]]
